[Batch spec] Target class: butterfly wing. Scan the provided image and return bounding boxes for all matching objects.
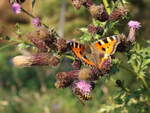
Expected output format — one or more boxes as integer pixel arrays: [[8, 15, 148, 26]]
[[91, 35, 120, 69], [93, 36, 120, 56], [69, 42, 96, 66]]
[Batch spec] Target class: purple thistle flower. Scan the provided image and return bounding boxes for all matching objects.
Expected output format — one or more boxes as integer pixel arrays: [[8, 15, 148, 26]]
[[32, 18, 42, 27], [128, 20, 141, 29], [127, 20, 141, 42], [12, 3, 21, 14], [74, 80, 92, 92], [71, 80, 93, 101]]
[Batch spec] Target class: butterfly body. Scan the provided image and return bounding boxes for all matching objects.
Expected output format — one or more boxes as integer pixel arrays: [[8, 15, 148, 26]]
[[69, 35, 121, 70]]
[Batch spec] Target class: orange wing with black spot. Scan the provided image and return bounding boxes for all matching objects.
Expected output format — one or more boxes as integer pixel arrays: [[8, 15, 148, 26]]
[[69, 42, 96, 66], [93, 36, 120, 55], [92, 36, 120, 69]]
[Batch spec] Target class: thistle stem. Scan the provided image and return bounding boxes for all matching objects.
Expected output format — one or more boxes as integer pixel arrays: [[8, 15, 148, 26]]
[[103, 0, 111, 15], [0, 42, 18, 51], [21, 8, 49, 29]]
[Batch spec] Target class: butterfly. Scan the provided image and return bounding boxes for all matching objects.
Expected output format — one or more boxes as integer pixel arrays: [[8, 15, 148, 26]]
[[69, 34, 123, 70]]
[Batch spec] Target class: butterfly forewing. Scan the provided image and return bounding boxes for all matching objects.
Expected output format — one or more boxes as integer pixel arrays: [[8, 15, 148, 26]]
[[93, 35, 120, 56]]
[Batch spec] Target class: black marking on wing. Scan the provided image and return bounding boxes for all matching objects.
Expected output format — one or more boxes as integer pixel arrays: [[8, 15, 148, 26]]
[[102, 47, 106, 51], [103, 38, 108, 43], [98, 41, 102, 46], [109, 37, 114, 41]]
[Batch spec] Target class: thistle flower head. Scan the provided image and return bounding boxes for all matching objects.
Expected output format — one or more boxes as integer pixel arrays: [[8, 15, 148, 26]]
[[32, 18, 41, 27], [74, 80, 92, 92], [12, 3, 21, 14], [71, 80, 93, 101], [127, 21, 141, 42], [128, 20, 141, 29]]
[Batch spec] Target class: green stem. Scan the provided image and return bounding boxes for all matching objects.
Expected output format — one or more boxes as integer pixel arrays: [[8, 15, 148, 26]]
[[0, 42, 18, 51], [103, 0, 111, 15]]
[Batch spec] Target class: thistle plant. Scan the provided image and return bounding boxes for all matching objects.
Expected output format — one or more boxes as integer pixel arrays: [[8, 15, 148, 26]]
[[0, 0, 150, 112]]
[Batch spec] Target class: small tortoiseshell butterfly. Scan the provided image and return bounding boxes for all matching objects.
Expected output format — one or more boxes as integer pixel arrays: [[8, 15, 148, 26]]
[[69, 35, 122, 70]]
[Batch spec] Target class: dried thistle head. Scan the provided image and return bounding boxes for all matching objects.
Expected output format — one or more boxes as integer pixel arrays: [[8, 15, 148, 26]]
[[83, 0, 94, 8], [55, 70, 80, 88], [89, 4, 109, 21], [72, 0, 87, 9], [109, 7, 128, 21], [72, 60, 82, 70], [55, 38, 68, 53], [27, 28, 57, 52], [88, 24, 104, 35], [12, 53, 60, 67], [12, 55, 33, 67], [48, 56, 60, 66], [116, 34, 130, 52]]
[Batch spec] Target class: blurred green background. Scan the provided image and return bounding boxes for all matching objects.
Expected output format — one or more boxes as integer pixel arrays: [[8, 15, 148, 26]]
[[0, 0, 150, 113]]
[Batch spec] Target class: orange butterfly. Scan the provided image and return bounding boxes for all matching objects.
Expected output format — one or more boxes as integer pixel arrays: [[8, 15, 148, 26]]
[[69, 35, 122, 70]]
